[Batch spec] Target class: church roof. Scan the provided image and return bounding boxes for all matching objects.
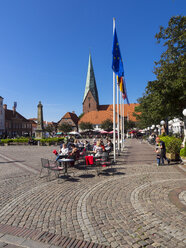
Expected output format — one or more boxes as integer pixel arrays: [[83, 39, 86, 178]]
[[83, 54, 99, 105]]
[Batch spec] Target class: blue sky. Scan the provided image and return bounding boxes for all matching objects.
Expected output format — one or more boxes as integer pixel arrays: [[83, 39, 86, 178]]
[[0, 0, 185, 122]]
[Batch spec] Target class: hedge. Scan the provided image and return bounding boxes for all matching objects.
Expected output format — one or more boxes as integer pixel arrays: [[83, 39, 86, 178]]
[[159, 136, 182, 154]]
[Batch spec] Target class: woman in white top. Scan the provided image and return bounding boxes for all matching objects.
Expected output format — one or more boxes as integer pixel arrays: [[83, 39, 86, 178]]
[[59, 143, 69, 156], [93, 140, 103, 157]]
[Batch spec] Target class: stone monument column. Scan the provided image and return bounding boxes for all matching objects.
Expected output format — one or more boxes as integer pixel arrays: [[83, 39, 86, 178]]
[[35, 101, 44, 139]]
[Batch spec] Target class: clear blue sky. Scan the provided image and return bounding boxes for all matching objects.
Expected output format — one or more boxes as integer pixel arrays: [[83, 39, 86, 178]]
[[0, 0, 185, 122]]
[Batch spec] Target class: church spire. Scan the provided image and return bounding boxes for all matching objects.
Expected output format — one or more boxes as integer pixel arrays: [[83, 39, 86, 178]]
[[83, 53, 99, 105]]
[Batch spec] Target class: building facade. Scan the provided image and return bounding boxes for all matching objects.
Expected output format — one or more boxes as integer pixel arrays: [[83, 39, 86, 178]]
[[3, 104, 32, 137], [58, 112, 79, 131]]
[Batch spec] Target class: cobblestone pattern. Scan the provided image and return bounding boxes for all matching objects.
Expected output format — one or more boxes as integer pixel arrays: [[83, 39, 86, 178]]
[[179, 191, 186, 206], [0, 223, 109, 248], [0, 140, 186, 248]]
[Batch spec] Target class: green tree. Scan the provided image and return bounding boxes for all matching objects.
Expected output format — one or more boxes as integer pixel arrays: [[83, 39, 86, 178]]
[[100, 119, 113, 131], [134, 16, 186, 128], [58, 123, 73, 133], [124, 119, 136, 132], [78, 113, 84, 119], [44, 124, 55, 134], [79, 122, 93, 131]]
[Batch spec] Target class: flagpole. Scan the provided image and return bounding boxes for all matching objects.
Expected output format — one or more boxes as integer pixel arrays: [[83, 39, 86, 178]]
[[120, 91, 123, 149], [113, 18, 116, 163], [117, 79, 120, 155], [123, 98, 125, 150]]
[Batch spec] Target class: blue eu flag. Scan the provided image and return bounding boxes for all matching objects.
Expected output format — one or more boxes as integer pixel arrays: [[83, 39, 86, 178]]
[[112, 28, 124, 77]]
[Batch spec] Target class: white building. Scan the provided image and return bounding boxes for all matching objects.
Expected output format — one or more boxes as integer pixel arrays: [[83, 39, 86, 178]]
[[168, 118, 184, 136], [0, 96, 5, 135]]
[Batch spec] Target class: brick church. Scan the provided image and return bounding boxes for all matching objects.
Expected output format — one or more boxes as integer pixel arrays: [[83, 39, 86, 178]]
[[79, 54, 139, 130]]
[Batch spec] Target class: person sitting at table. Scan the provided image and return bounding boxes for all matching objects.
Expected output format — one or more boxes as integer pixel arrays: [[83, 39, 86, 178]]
[[68, 144, 79, 165], [105, 139, 113, 153], [93, 140, 103, 157], [100, 139, 105, 151], [59, 143, 69, 157], [74, 139, 80, 148], [84, 140, 91, 151]]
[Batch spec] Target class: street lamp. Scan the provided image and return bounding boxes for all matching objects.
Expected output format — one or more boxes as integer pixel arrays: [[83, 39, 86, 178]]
[[169, 120, 173, 135], [182, 109, 186, 147], [152, 124, 155, 129]]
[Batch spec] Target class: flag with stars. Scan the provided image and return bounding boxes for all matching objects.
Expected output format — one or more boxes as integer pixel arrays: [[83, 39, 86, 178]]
[[112, 28, 124, 77]]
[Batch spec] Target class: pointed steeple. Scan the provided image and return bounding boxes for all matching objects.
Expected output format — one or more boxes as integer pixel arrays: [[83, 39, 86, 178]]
[[83, 53, 99, 105]]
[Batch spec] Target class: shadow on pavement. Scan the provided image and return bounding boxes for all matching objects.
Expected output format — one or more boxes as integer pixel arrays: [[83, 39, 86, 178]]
[[0, 160, 25, 164], [59, 175, 80, 182], [78, 174, 95, 178]]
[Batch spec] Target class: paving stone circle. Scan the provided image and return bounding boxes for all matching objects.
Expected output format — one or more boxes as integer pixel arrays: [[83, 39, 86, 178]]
[[0, 139, 185, 248]]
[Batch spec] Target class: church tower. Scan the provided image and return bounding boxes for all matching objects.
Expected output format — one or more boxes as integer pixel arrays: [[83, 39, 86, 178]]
[[83, 53, 99, 113]]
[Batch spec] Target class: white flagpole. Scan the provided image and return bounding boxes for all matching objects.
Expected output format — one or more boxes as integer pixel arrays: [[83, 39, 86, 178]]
[[113, 18, 116, 163], [123, 98, 125, 149], [117, 80, 120, 155], [120, 91, 123, 149]]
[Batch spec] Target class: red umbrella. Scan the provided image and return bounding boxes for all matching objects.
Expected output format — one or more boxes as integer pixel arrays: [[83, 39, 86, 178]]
[[129, 130, 137, 134], [100, 130, 109, 134], [109, 130, 118, 134]]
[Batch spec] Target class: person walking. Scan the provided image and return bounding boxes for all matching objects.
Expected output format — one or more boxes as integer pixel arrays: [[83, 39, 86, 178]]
[[155, 138, 161, 166], [155, 137, 170, 165]]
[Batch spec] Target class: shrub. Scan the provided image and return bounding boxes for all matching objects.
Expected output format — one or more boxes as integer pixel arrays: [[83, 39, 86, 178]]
[[1, 139, 13, 144], [13, 138, 29, 143], [160, 136, 182, 154], [180, 144, 186, 158]]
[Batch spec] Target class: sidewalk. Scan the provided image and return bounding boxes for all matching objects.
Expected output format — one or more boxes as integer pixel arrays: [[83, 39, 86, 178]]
[[0, 139, 185, 247]]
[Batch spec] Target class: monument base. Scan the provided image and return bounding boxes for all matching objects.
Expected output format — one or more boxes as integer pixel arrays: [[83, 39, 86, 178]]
[[35, 130, 45, 139]]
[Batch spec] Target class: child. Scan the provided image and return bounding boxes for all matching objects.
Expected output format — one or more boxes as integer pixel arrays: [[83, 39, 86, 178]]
[[155, 138, 161, 166]]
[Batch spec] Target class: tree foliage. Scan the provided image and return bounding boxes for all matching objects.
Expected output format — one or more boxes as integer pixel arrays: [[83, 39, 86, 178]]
[[135, 16, 186, 128], [78, 113, 84, 119], [124, 119, 136, 132], [58, 123, 73, 133], [100, 119, 113, 131], [79, 122, 93, 131], [44, 124, 55, 134]]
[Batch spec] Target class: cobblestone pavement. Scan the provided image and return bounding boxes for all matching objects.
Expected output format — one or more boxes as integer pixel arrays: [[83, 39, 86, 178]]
[[0, 139, 185, 248]]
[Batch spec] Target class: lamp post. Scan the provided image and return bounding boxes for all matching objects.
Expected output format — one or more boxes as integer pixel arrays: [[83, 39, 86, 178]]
[[147, 127, 150, 136], [156, 125, 160, 135], [183, 109, 186, 147], [168, 120, 173, 135]]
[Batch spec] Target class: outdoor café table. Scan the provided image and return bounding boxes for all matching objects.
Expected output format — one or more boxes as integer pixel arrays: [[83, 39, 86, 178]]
[[58, 158, 74, 175]]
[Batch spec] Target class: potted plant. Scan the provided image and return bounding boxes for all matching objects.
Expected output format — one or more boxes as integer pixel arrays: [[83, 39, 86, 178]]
[[180, 143, 186, 164], [162, 137, 182, 160]]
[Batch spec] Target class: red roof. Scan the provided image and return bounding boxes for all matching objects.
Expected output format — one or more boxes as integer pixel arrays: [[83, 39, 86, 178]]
[[58, 112, 79, 125], [79, 103, 139, 124], [79, 110, 115, 125]]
